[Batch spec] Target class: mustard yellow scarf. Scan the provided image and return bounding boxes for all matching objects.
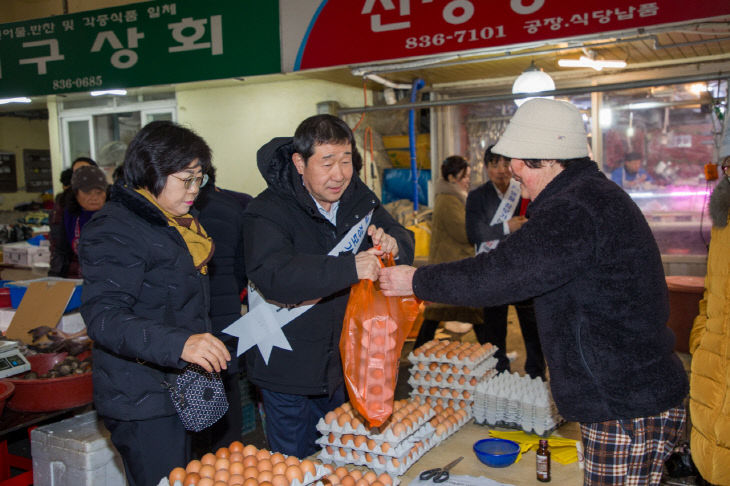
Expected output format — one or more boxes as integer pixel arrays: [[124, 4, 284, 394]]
[[135, 188, 214, 275]]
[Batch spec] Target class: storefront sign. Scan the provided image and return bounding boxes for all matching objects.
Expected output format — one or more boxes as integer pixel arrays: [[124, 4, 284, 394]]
[[0, 0, 280, 98], [281, 0, 730, 71]]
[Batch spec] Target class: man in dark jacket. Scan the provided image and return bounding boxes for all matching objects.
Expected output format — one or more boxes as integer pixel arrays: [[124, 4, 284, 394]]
[[380, 99, 688, 485], [195, 167, 252, 451], [242, 114, 414, 457], [465, 145, 544, 378]]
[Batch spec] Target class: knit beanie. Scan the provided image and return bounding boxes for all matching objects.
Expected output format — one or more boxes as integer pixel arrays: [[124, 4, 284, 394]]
[[71, 165, 109, 193], [492, 98, 589, 160]]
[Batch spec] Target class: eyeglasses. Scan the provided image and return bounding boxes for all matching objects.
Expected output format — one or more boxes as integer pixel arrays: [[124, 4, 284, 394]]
[[170, 173, 209, 190]]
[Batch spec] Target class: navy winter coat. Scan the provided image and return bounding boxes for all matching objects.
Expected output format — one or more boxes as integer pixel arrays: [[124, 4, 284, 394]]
[[413, 159, 688, 422], [243, 137, 415, 396], [80, 182, 211, 421]]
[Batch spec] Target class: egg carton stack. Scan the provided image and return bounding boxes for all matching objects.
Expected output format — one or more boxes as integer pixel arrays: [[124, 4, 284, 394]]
[[407, 340, 498, 410], [472, 371, 563, 436], [316, 398, 436, 476], [411, 404, 472, 443]]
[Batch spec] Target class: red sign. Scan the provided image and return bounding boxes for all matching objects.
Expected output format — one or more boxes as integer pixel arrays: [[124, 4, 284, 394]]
[[294, 0, 730, 70]]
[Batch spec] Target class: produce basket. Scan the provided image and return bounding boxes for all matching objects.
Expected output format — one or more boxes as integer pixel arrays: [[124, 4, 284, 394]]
[[7, 352, 92, 412]]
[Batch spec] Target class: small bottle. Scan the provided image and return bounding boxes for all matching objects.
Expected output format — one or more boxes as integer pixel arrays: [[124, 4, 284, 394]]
[[536, 439, 551, 482]]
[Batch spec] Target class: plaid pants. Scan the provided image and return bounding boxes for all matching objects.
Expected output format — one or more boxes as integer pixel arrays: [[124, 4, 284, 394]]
[[580, 405, 686, 485]]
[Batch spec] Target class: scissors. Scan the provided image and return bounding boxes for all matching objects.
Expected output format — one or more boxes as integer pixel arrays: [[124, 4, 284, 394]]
[[419, 456, 464, 483]]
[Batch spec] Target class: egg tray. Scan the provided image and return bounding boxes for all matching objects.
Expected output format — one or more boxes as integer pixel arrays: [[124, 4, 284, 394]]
[[410, 408, 472, 442], [317, 467, 401, 486], [409, 388, 475, 407], [318, 434, 433, 477], [315, 413, 434, 459], [407, 343, 498, 367], [315, 407, 433, 446], [408, 367, 497, 393], [409, 355, 498, 379], [160, 462, 329, 486]]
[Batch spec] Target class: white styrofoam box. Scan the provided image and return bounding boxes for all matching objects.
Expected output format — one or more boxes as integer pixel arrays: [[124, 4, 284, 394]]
[[31, 410, 126, 486], [2, 242, 50, 266]]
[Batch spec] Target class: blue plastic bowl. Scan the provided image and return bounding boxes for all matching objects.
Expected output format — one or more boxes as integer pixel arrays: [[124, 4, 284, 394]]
[[473, 438, 520, 468]]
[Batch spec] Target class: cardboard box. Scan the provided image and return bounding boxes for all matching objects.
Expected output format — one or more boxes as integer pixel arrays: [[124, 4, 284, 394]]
[[31, 411, 126, 486], [382, 133, 431, 169]]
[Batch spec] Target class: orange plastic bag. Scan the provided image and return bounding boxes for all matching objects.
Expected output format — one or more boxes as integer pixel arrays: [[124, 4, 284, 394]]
[[340, 254, 420, 427]]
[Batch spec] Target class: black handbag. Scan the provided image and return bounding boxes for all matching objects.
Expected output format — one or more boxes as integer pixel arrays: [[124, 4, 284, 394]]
[[166, 364, 229, 432]]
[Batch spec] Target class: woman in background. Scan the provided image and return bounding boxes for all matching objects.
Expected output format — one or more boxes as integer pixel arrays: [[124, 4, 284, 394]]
[[79, 121, 230, 486], [48, 165, 108, 278], [412, 155, 482, 348]]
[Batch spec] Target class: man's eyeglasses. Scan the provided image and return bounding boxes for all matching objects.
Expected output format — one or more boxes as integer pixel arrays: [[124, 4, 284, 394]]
[[171, 173, 209, 190]]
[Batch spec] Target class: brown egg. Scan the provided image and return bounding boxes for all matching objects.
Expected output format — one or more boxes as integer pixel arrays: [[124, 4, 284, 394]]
[[372, 482, 385, 486], [169, 467, 187, 485], [257, 470, 273, 483], [242, 466, 259, 479], [269, 452, 285, 465], [186, 460, 202, 473], [326, 473, 341, 485], [377, 472, 393, 485], [341, 433, 354, 446], [334, 466, 349, 479], [272, 461, 288, 476], [216, 447, 230, 459], [213, 481, 227, 486], [201, 453, 217, 466], [242, 478, 258, 486], [353, 435, 367, 448], [337, 414, 351, 427], [285, 464, 304, 483], [270, 474, 289, 486], [351, 450, 361, 461], [436, 423, 447, 436], [325, 411, 338, 424], [341, 402, 352, 412], [199, 464, 216, 479], [355, 479, 370, 486], [228, 453, 244, 464], [183, 472, 200, 486], [228, 475, 244, 485], [215, 458, 230, 471], [300, 459, 316, 478], [366, 438, 377, 450], [214, 469, 230, 483], [242, 445, 258, 457], [255, 449, 271, 461], [242, 455, 258, 468], [340, 476, 356, 486], [325, 445, 334, 455], [380, 442, 391, 453], [349, 470, 363, 480], [363, 471, 377, 483], [284, 455, 300, 467], [350, 417, 363, 430], [229, 441, 244, 454], [257, 459, 273, 472], [229, 462, 244, 476], [197, 478, 214, 486]]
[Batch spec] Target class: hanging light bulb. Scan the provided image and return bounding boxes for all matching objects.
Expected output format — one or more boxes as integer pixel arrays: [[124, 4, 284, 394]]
[[512, 61, 555, 106]]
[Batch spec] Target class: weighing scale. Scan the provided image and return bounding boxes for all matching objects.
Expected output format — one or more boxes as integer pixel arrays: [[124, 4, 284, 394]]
[[0, 341, 31, 378]]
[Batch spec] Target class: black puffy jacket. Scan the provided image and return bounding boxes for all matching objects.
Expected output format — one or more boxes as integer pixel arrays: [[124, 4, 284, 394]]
[[79, 182, 211, 421], [242, 137, 415, 396]]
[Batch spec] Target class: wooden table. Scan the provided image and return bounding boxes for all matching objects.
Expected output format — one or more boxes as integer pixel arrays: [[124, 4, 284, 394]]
[[400, 421, 584, 485]]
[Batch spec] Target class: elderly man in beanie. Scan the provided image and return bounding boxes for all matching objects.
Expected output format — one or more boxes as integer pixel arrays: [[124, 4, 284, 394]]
[[49, 165, 109, 278], [380, 98, 688, 485]]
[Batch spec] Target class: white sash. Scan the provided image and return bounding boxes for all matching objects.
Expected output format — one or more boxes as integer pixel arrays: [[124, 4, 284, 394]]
[[476, 179, 521, 254], [223, 210, 373, 364]]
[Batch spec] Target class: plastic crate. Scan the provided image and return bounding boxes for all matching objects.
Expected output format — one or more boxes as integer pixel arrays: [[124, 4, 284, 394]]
[[31, 410, 126, 486], [7, 277, 83, 311], [241, 402, 257, 435]]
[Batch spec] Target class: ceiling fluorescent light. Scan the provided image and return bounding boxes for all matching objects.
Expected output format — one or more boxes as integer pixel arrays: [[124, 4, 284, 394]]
[[0, 97, 32, 105], [90, 89, 127, 96], [558, 56, 626, 71]]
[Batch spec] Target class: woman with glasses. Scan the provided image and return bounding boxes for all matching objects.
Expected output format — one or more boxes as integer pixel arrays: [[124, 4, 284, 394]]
[[688, 138, 730, 486], [79, 121, 230, 486]]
